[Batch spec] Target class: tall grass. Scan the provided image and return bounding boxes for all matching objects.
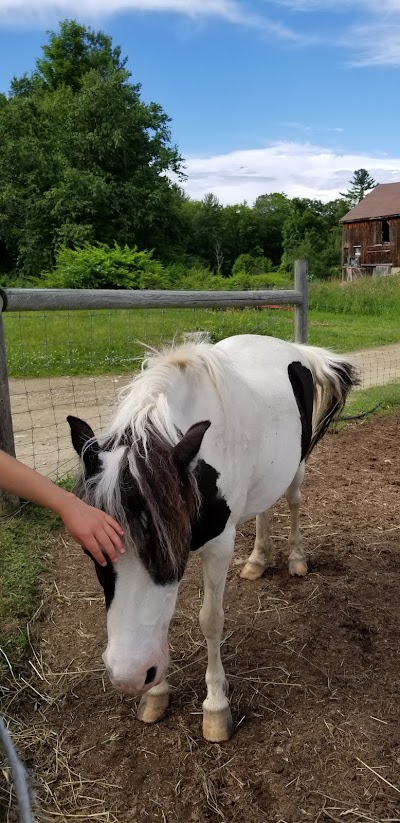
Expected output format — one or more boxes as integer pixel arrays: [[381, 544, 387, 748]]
[[309, 274, 400, 316]]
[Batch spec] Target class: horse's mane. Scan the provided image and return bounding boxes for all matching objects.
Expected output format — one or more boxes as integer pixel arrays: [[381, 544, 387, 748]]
[[80, 337, 230, 578], [108, 336, 227, 454]]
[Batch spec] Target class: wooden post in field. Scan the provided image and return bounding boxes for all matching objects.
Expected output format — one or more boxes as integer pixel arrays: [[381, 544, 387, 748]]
[[0, 291, 18, 514], [294, 259, 308, 343]]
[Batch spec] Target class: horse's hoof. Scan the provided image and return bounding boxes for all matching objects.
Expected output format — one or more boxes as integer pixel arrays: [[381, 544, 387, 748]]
[[289, 558, 308, 577], [202, 706, 233, 742], [240, 561, 266, 581], [137, 691, 169, 724]]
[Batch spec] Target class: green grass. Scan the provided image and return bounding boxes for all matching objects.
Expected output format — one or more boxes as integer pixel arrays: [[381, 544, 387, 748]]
[[3, 305, 399, 378], [0, 503, 60, 680], [0, 479, 75, 680], [308, 311, 400, 352], [3, 306, 294, 377], [343, 380, 400, 418], [309, 273, 400, 316]]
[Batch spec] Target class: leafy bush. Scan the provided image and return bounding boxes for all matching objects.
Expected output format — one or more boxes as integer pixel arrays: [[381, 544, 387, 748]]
[[0, 271, 43, 287], [172, 267, 291, 291], [232, 253, 274, 276], [43, 243, 168, 289]]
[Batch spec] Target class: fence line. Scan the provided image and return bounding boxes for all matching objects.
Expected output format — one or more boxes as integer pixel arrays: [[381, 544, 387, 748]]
[[0, 261, 308, 510]]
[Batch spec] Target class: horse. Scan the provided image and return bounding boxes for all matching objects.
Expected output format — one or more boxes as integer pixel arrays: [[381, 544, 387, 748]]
[[67, 333, 358, 742]]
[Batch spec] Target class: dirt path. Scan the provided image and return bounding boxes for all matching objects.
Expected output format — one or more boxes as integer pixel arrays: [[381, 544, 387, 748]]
[[2, 414, 400, 823], [8, 342, 400, 477]]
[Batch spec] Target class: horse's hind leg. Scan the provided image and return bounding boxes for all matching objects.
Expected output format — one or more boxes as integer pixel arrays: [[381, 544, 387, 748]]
[[286, 461, 307, 577], [137, 678, 170, 724], [240, 510, 273, 580]]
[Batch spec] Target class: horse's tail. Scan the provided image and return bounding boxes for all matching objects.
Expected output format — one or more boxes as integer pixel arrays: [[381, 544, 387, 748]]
[[293, 343, 360, 458]]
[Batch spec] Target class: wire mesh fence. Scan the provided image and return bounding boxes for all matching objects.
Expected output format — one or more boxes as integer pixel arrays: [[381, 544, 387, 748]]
[[1, 264, 399, 484], [4, 304, 301, 480]]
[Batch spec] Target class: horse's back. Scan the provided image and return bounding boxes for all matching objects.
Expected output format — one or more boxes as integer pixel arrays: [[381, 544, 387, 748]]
[[215, 334, 307, 372], [206, 335, 307, 520], [215, 334, 309, 400]]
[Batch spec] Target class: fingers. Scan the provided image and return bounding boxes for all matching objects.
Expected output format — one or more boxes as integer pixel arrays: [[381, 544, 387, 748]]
[[63, 499, 125, 564], [83, 536, 108, 567], [94, 526, 120, 564], [104, 513, 124, 537], [103, 517, 125, 553]]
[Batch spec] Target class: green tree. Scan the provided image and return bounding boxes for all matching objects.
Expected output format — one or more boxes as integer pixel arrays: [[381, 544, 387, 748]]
[[10, 19, 126, 96], [178, 194, 225, 273], [340, 169, 377, 209], [281, 198, 343, 279], [252, 193, 291, 266], [0, 21, 183, 278]]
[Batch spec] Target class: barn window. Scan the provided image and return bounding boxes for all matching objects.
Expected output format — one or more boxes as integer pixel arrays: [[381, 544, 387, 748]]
[[382, 220, 390, 243]]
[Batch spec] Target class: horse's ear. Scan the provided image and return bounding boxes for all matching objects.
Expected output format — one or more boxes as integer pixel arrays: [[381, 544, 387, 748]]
[[173, 421, 211, 470], [67, 416, 101, 477]]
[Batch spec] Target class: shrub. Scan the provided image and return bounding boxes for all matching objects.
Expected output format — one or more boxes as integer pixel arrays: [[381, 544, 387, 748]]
[[232, 253, 274, 276], [43, 243, 167, 289], [173, 268, 292, 291]]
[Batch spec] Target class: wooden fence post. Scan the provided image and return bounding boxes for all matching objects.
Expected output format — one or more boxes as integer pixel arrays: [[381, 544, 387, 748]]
[[294, 260, 308, 343], [0, 292, 18, 515]]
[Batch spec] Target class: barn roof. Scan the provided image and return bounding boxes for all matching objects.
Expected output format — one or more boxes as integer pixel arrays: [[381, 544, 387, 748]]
[[340, 182, 400, 223]]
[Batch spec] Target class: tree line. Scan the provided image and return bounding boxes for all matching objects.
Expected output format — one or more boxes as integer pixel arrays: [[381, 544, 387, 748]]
[[0, 21, 377, 286]]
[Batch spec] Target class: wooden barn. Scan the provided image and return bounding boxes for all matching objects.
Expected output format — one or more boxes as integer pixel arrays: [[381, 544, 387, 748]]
[[340, 181, 400, 280]]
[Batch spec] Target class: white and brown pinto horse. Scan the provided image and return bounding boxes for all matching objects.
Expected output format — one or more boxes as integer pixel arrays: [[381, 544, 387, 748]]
[[68, 334, 357, 742]]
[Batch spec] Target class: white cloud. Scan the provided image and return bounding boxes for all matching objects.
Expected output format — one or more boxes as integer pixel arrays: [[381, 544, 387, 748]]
[[0, 0, 303, 42], [345, 22, 400, 67], [276, 0, 399, 10], [181, 141, 400, 204], [274, 0, 400, 66]]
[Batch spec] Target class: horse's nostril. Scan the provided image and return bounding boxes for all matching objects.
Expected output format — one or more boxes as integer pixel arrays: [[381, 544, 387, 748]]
[[145, 666, 157, 685]]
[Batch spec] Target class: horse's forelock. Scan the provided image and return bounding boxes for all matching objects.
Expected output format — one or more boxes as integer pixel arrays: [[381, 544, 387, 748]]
[[80, 427, 198, 583], [128, 430, 199, 581]]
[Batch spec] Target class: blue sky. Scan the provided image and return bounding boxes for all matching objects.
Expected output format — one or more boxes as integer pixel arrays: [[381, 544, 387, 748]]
[[1, 0, 400, 203]]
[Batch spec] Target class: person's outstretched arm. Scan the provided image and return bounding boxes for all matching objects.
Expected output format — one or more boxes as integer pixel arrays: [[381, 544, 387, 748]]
[[0, 450, 124, 566]]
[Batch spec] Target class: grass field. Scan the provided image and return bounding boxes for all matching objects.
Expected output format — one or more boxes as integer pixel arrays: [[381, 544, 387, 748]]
[[340, 380, 400, 418], [2, 306, 399, 378]]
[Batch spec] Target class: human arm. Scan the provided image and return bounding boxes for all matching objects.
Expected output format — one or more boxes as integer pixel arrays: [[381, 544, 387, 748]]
[[0, 450, 124, 565]]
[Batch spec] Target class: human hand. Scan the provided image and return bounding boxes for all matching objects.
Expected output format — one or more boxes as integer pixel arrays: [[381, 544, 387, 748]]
[[59, 493, 124, 566]]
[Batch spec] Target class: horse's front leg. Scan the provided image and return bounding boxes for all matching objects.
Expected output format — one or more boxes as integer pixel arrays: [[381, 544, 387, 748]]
[[199, 530, 235, 743], [137, 678, 170, 724]]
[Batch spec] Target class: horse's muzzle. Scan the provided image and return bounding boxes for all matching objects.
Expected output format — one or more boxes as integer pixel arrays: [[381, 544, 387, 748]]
[[105, 664, 159, 696]]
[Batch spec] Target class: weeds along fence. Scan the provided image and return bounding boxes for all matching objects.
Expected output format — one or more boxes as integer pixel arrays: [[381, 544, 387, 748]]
[[0, 258, 399, 501], [0, 262, 308, 494]]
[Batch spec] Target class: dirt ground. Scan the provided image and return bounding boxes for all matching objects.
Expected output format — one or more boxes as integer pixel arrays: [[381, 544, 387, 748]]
[[8, 342, 400, 478], [2, 413, 400, 823]]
